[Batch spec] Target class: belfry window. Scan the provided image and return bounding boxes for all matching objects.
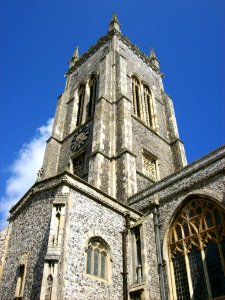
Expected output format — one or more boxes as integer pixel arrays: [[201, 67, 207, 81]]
[[168, 198, 225, 300], [72, 152, 85, 177], [143, 85, 154, 128], [86, 237, 109, 280], [132, 76, 142, 118], [76, 85, 85, 127], [87, 75, 97, 118], [132, 76, 156, 130]]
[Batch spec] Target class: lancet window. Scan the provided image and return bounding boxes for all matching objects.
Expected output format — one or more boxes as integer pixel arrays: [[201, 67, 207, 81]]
[[132, 76, 142, 119], [168, 198, 225, 300], [143, 85, 154, 128], [15, 253, 28, 299], [86, 237, 109, 280], [76, 85, 85, 127], [87, 75, 97, 118]]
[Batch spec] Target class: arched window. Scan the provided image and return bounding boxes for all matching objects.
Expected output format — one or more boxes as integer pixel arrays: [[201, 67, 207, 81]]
[[87, 75, 97, 118], [132, 76, 142, 119], [76, 85, 85, 127], [143, 85, 154, 128], [168, 198, 225, 300], [86, 237, 110, 280]]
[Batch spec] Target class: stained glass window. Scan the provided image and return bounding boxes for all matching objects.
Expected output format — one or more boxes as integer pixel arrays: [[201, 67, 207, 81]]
[[169, 198, 225, 299], [86, 237, 109, 280]]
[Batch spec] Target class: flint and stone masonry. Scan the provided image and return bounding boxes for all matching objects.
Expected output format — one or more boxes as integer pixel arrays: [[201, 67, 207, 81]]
[[0, 14, 224, 300]]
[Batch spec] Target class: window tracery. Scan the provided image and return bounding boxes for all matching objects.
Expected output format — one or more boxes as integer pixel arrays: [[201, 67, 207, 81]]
[[86, 237, 109, 280], [168, 198, 225, 299]]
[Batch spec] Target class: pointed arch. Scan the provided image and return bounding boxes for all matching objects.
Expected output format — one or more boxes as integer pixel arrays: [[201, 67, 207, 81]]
[[87, 74, 97, 118], [143, 84, 154, 128], [85, 236, 111, 280], [167, 197, 225, 299], [76, 84, 85, 127], [132, 76, 142, 118]]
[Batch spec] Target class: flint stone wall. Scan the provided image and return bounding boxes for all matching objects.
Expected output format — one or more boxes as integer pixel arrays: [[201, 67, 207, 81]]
[[0, 191, 54, 300], [62, 189, 125, 300]]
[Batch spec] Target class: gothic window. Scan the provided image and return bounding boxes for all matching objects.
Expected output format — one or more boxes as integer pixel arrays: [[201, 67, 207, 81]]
[[132, 76, 142, 119], [168, 198, 225, 300], [87, 75, 97, 118], [86, 237, 109, 280], [142, 152, 158, 182], [143, 85, 154, 128], [76, 85, 85, 127], [15, 253, 28, 299], [72, 152, 85, 177], [131, 226, 143, 283]]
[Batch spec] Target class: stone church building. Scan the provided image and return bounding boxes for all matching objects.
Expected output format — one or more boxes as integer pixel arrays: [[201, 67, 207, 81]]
[[0, 15, 225, 300]]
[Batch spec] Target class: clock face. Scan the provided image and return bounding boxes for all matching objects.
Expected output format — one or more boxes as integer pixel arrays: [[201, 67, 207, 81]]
[[71, 125, 90, 152]]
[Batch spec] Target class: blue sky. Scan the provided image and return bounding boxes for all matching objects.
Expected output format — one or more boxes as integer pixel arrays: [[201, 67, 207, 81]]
[[0, 0, 224, 227]]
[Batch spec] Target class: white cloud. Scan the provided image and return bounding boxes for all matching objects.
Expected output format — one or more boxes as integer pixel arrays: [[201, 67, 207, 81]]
[[0, 118, 53, 230]]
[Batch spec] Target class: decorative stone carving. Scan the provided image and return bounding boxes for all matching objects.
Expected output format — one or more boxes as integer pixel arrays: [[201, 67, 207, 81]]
[[143, 154, 156, 181], [37, 167, 44, 179]]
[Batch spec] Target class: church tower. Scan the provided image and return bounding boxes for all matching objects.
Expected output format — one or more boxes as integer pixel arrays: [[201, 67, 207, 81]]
[[41, 14, 186, 202], [4, 15, 225, 300]]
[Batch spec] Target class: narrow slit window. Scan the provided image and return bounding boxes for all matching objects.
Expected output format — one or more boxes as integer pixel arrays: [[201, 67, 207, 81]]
[[76, 85, 85, 127], [87, 76, 97, 117]]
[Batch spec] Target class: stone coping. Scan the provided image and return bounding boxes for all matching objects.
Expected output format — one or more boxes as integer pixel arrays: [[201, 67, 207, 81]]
[[8, 171, 142, 222]]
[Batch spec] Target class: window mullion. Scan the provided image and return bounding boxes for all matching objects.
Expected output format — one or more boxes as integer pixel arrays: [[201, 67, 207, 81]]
[[218, 242, 225, 275], [200, 247, 212, 298], [183, 243, 193, 298]]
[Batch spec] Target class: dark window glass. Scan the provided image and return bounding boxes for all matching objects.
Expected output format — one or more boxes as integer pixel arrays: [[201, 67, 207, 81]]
[[205, 241, 225, 298], [173, 253, 190, 300], [188, 248, 208, 300]]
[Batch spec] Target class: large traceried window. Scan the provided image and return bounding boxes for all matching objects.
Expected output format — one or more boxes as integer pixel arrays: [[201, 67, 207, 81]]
[[76, 85, 85, 127], [86, 237, 109, 280], [168, 198, 225, 300]]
